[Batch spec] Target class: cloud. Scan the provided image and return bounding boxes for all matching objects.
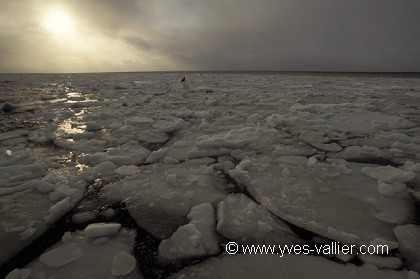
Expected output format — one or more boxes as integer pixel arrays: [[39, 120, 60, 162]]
[[1, 0, 420, 72]]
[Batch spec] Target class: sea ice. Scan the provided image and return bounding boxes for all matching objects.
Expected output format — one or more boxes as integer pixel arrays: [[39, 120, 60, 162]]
[[5, 268, 32, 279], [0, 167, 86, 265], [111, 251, 137, 276], [72, 211, 98, 224], [158, 203, 220, 262], [40, 242, 84, 267], [394, 224, 420, 273], [83, 223, 121, 238], [361, 166, 416, 184], [79, 141, 150, 167], [216, 194, 302, 245], [103, 160, 227, 238], [229, 154, 414, 249], [23, 228, 142, 278], [27, 125, 56, 145]]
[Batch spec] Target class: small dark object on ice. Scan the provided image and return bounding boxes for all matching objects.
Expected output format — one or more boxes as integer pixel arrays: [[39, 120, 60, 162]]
[[2, 102, 17, 113], [180, 76, 185, 82]]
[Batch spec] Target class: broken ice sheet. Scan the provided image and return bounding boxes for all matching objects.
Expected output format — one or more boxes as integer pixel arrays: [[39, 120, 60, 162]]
[[0, 167, 86, 265], [216, 193, 303, 245], [229, 154, 414, 249], [102, 159, 227, 239]]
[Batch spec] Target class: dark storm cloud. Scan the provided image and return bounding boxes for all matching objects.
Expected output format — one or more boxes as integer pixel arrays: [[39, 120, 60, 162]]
[[1, 0, 420, 72]]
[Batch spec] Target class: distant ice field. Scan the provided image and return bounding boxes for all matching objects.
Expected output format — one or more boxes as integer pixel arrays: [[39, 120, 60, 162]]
[[1, 72, 420, 278]]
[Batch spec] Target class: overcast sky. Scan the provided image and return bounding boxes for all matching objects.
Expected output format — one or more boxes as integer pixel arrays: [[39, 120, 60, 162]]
[[1, 0, 419, 73]]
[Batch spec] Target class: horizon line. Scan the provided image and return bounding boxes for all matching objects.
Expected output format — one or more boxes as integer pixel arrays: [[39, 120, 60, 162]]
[[1, 70, 420, 75]]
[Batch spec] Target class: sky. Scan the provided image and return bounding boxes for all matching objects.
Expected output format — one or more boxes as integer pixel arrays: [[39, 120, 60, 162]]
[[1, 0, 420, 73]]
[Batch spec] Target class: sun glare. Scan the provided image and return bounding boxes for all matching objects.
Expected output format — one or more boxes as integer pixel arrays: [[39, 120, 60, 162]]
[[43, 9, 75, 37]]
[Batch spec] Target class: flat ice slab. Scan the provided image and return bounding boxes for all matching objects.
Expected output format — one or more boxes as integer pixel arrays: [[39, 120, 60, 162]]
[[23, 227, 142, 279], [229, 154, 414, 249], [216, 193, 303, 245]]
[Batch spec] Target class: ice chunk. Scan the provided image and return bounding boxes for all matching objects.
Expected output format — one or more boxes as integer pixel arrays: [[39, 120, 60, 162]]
[[311, 142, 342, 152], [394, 224, 420, 273], [5, 268, 31, 279], [307, 156, 317, 166], [72, 211, 98, 224], [0, 149, 30, 167], [187, 203, 220, 254], [158, 225, 208, 262], [229, 154, 414, 248], [211, 160, 235, 172], [79, 141, 150, 167], [103, 161, 227, 238], [145, 148, 167, 164], [164, 156, 180, 165], [0, 167, 86, 265], [299, 130, 329, 143], [101, 208, 116, 218], [28, 125, 56, 145], [40, 242, 84, 267], [158, 203, 220, 262], [114, 165, 139, 176], [45, 197, 73, 224], [336, 146, 391, 162], [273, 143, 316, 157], [81, 161, 117, 182], [377, 181, 407, 197], [111, 251, 137, 276], [216, 194, 302, 245], [195, 126, 286, 151], [0, 164, 48, 187], [85, 121, 103, 131], [152, 117, 189, 133], [138, 129, 168, 145], [401, 161, 420, 172], [62, 232, 73, 243], [55, 138, 106, 153], [362, 166, 416, 184], [322, 111, 416, 134], [83, 223, 121, 238], [26, 228, 142, 278]]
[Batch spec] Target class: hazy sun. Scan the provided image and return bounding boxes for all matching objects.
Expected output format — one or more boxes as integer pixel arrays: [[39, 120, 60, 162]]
[[43, 8, 75, 37]]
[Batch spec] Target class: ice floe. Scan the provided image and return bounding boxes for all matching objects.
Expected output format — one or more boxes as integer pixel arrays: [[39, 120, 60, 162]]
[[102, 159, 227, 238], [158, 203, 220, 262], [16, 226, 142, 279], [216, 193, 302, 245], [229, 154, 414, 249]]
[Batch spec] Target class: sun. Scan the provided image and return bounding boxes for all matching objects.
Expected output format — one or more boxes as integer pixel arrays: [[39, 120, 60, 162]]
[[43, 8, 75, 37]]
